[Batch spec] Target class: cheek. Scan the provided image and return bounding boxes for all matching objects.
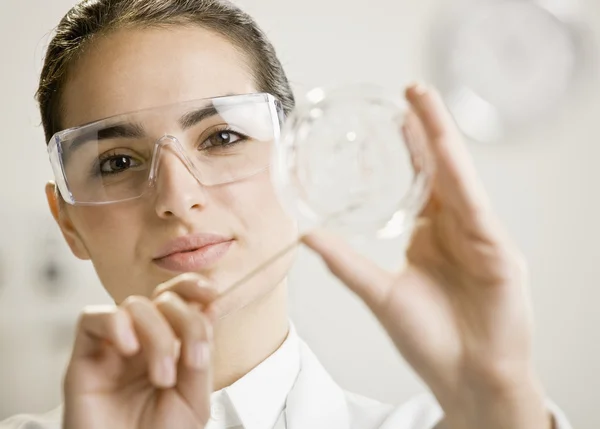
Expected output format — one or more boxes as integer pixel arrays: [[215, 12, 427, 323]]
[[75, 207, 139, 251], [72, 206, 143, 296], [220, 173, 296, 241]]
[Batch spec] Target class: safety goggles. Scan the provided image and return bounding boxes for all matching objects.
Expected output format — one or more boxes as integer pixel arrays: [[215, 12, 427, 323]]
[[47, 93, 284, 205]]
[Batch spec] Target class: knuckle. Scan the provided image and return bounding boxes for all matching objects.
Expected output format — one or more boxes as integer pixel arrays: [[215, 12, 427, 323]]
[[171, 272, 201, 287], [122, 295, 151, 311], [76, 305, 112, 327], [154, 290, 179, 307], [152, 282, 169, 298]]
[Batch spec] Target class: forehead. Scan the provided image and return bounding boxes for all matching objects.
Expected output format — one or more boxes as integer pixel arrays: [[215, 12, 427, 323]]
[[60, 26, 257, 129]]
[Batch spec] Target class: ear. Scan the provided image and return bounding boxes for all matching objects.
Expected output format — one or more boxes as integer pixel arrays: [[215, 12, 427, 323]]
[[45, 181, 91, 260]]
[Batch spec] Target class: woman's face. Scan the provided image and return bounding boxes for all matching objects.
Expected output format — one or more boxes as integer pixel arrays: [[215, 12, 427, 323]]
[[49, 26, 297, 309]]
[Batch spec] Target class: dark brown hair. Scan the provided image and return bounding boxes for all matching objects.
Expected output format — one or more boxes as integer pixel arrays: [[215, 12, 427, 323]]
[[36, 0, 295, 143]]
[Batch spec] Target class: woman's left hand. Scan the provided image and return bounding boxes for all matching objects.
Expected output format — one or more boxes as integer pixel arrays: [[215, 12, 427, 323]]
[[302, 84, 553, 429]]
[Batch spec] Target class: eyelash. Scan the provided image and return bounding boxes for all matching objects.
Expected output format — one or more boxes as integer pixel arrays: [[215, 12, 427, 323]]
[[198, 127, 249, 151], [95, 151, 142, 177], [92, 128, 249, 177]]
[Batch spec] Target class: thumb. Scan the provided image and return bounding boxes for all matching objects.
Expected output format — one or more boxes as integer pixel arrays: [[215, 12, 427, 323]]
[[301, 229, 393, 310]]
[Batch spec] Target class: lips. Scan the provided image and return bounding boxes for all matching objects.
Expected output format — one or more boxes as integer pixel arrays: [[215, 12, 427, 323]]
[[153, 233, 234, 272]]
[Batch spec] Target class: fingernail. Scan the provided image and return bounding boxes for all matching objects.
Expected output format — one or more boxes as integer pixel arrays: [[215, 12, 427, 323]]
[[160, 356, 176, 386], [410, 81, 428, 96], [189, 342, 210, 369]]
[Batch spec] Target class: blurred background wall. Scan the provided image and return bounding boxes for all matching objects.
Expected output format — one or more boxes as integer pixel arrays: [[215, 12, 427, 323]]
[[0, 0, 598, 428]]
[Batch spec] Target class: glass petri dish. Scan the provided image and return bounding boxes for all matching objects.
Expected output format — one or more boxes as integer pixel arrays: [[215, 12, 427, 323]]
[[272, 83, 433, 239]]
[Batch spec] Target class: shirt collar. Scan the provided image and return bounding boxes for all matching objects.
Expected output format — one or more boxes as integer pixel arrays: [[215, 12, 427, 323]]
[[209, 322, 301, 429]]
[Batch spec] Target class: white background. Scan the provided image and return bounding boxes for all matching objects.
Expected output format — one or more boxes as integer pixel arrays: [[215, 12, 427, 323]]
[[1, 0, 599, 428]]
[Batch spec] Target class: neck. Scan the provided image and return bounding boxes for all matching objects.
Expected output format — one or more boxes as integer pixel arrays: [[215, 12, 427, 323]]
[[211, 281, 289, 391]]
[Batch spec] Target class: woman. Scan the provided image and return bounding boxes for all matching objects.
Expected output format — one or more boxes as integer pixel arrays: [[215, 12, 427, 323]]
[[0, 0, 572, 428]]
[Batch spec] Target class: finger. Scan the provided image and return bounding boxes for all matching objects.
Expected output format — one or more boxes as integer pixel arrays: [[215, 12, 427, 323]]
[[301, 228, 393, 311], [405, 84, 492, 220], [152, 273, 219, 308], [401, 109, 428, 174], [72, 305, 140, 359], [401, 109, 440, 219], [122, 296, 179, 388], [155, 292, 212, 421]]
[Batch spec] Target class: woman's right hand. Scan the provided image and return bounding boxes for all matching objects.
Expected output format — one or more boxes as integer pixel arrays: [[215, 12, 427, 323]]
[[63, 273, 219, 429]]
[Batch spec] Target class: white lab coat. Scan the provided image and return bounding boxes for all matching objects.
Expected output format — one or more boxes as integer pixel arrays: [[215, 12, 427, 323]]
[[0, 338, 573, 429]]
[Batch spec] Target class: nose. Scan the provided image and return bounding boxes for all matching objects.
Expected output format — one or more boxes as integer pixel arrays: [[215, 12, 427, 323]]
[[152, 141, 208, 220]]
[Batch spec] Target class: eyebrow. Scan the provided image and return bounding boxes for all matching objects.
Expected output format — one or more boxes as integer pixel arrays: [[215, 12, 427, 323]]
[[178, 105, 220, 130], [178, 92, 239, 129], [68, 123, 146, 153], [64, 102, 226, 157]]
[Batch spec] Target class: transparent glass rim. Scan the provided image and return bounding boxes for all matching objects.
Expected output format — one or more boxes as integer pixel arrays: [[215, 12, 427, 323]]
[[270, 83, 434, 239]]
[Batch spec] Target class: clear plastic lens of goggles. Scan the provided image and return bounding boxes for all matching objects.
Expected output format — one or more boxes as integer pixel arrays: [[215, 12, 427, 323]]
[[53, 95, 281, 205]]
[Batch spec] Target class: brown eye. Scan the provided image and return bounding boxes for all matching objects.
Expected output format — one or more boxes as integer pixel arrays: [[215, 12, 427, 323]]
[[100, 155, 140, 174], [210, 131, 241, 146], [200, 129, 246, 150]]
